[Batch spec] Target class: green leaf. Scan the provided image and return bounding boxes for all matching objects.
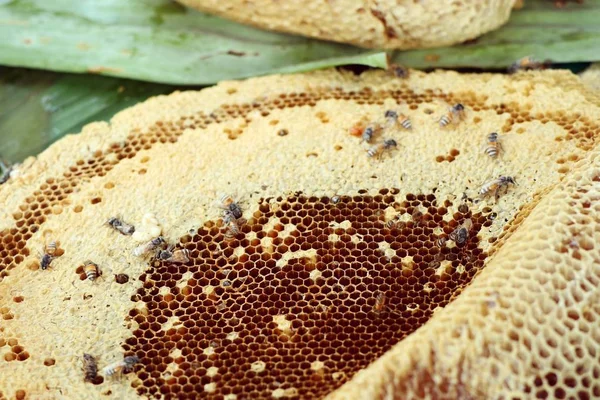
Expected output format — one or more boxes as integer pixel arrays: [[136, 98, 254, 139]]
[[392, 0, 600, 69], [0, 67, 174, 162], [0, 0, 387, 85]]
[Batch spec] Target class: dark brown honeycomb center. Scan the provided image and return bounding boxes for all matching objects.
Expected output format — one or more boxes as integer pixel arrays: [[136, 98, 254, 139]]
[[125, 191, 492, 399]]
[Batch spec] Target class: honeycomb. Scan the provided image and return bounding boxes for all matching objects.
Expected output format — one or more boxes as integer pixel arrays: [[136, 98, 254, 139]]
[[0, 69, 600, 400], [175, 0, 515, 50]]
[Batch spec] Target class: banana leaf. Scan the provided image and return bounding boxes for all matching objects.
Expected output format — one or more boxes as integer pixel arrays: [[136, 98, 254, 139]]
[[0, 67, 174, 163], [0, 0, 387, 85], [392, 0, 600, 69]]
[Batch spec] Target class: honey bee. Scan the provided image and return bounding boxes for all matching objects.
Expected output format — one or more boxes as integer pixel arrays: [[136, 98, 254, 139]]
[[39, 239, 60, 270], [45, 241, 58, 256], [102, 355, 140, 377], [411, 208, 424, 226], [361, 123, 382, 143], [479, 176, 517, 200], [83, 260, 100, 281], [484, 132, 502, 158], [367, 139, 397, 159], [385, 218, 405, 229], [40, 252, 54, 270], [439, 103, 465, 127], [371, 292, 401, 317], [107, 217, 135, 236], [435, 236, 448, 247], [388, 63, 409, 79], [385, 110, 411, 130], [224, 218, 245, 241], [83, 353, 98, 383], [220, 195, 243, 224], [133, 236, 166, 257], [508, 56, 547, 74], [449, 218, 473, 245], [157, 247, 190, 264], [458, 203, 470, 214], [372, 292, 387, 315]]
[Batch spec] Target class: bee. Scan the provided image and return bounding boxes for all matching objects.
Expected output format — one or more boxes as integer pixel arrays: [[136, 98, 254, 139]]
[[385, 110, 411, 130], [479, 176, 517, 200], [484, 132, 502, 158], [371, 292, 401, 317], [220, 195, 243, 224], [40, 252, 54, 270], [386, 218, 404, 229], [439, 103, 465, 127], [367, 139, 397, 159], [411, 208, 424, 226], [44, 240, 59, 256], [102, 356, 140, 377], [388, 63, 409, 79], [133, 236, 166, 257], [224, 218, 245, 241], [107, 217, 135, 236], [83, 260, 100, 281], [449, 219, 473, 245], [458, 203, 470, 214], [361, 123, 382, 143], [435, 236, 448, 247], [157, 247, 190, 264], [372, 292, 387, 315], [83, 353, 99, 383], [508, 56, 547, 74]]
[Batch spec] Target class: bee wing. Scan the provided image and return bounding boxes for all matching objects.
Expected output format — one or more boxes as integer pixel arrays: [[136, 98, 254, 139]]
[[132, 243, 146, 257]]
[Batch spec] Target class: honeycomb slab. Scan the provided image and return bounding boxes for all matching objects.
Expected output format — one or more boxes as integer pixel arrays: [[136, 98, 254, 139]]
[[0, 68, 599, 399], [176, 0, 516, 50]]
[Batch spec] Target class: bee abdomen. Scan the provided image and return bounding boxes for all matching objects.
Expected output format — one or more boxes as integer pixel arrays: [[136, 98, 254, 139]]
[[439, 115, 451, 127], [400, 119, 412, 129], [84, 261, 99, 281], [485, 146, 499, 158], [362, 127, 374, 142]]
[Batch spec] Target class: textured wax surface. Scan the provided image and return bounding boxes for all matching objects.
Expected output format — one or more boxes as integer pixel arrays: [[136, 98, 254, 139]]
[[0, 68, 600, 399], [176, 0, 516, 50]]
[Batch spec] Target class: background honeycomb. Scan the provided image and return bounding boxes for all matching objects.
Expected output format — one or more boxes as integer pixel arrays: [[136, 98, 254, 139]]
[[0, 69, 599, 399]]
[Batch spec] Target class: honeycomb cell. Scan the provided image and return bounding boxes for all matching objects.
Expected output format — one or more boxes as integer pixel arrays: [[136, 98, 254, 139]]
[[115, 274, 130, 284]]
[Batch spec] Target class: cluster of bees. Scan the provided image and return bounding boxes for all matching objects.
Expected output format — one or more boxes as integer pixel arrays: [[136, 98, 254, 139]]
[[349, 102, 517, 202], [37, 194, 246, 382], [349, 78, 526, 314]]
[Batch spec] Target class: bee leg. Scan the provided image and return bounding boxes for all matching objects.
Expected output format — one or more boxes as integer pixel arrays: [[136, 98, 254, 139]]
[[494, 189, 501, 203]]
